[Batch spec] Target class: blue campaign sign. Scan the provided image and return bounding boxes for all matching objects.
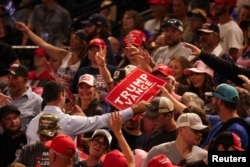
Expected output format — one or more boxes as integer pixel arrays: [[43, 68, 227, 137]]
[[4, 0, 16, 16]]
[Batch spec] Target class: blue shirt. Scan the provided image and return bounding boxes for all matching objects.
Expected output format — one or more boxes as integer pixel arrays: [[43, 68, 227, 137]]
[[26, 105, 133, 143], [201, 120, 249, 149], [10, 87, 43, 130]]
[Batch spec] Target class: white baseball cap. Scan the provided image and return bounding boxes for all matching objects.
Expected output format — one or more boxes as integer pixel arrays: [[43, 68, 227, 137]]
[[176, 113, 208, 130], [78, 74, 96, 86], [92, 129, 112, 145], [143, 96, 174, 119]]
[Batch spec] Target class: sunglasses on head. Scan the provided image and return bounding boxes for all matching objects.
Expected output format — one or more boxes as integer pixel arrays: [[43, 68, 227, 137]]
[[165, 19, 183, 26]]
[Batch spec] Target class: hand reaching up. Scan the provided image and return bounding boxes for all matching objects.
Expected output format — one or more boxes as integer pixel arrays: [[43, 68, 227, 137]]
[[238, 75, 250, 91], [157, 85, 171, 98], [95, 46, 106, 67], [183, 42, 201, 56], [15, 21, 28, 32], [109, 112, 122, 135]]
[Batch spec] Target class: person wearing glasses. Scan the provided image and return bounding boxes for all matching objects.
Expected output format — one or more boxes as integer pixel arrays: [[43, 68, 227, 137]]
[[152, 18, 192, 65], [74, 129, 112, 167]]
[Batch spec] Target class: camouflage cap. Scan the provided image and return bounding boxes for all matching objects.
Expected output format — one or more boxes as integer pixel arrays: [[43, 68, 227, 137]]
[[37, 113, 60, 137]]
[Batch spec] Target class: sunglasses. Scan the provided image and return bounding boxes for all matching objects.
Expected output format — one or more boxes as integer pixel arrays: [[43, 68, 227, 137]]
[[162, 19, 183, 27]]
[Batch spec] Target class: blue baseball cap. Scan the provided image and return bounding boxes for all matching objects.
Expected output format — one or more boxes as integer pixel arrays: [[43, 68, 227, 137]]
[[213, 84, 239, 103], [81, 13, 108, 28]]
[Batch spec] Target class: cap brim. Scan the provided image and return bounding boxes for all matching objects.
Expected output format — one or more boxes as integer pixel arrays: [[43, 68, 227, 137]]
[[92, 130, 111, 145], [152, 70, 169, 77], [78, 81, 95, 86], [197, 29, 214, 34], [7, 69, 16, 75], [81, 20, 92, 26], [190, 124, 208, 131], [44, 140, 52, 148], [0, 110, 21, 119], [162, 23, 180, 31], [39, 130, 58, 137], [142, 111, 159, 119], [7, 69, 27, 77], [233, 146, 245, 151], [184, 68, 205, 75]]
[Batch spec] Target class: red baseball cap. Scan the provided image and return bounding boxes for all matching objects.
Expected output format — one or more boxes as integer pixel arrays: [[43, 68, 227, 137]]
[[147, 154, 179, 167], [88, 38, 106, 48], [152, 64, 173, 76], [214, 0, 236, 6], [148, 0, 170, 7], [129, 29, 147, 42], [103, 150, 127, 167], [122, 33, 143, 47], [231, 132, 245, 151], [34, 48, 48, 58], [45, 134, 76, 157], [211, 131, 245, 151]]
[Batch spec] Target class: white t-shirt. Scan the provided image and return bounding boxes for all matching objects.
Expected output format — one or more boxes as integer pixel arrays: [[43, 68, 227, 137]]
[[218, 20, 243, 54], [144, 19, 161, 35], [57, 52, 80, 78]]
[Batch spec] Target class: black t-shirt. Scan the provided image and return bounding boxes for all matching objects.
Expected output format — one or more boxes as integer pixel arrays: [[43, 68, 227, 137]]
[[74, 160, 103, 167], [0, 132, 27, 167], [0, 43, 18, 76], [146, 129, 177, 151]]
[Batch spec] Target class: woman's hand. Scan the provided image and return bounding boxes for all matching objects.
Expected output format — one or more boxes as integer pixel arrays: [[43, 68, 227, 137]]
[[157, 85, 171, 98], [109, 112, 122, 135], [238, 75, 250, 91], [95, 46, 106, 67], [64, 102, 85, 116], [15, 21, 29, 33], [61, 74, 72, 85], [183, 42, 201, 56]]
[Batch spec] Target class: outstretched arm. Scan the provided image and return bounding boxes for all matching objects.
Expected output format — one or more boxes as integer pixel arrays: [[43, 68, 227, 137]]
[[109, 112, 135, 167], [238, 75, 250, 91], [16, 21, 68, 61], [183, 43, 250, 85], [158, 85, 186, 114]]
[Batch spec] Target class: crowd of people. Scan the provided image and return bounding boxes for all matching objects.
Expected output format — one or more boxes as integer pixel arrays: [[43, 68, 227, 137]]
[[0, 0, 250, 166]]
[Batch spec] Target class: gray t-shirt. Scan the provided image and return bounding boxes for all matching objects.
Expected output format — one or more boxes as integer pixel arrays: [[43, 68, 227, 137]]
[[153, 43, 193, 65], [143, 141, 207, 166], [15, 142, 49, 167], [15, 141, 78, 167]]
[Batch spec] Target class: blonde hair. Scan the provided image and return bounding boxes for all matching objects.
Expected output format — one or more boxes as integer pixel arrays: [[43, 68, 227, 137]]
[[100, 0, 117, 22]]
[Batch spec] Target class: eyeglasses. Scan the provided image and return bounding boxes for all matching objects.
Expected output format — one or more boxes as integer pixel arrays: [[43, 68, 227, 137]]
[[92, 138, 107, 148]]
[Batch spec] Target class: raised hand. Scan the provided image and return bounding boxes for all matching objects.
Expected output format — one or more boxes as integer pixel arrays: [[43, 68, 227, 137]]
[[15, 21, 28, 32], [157, 85, 171, 98], [109, 112, 122, 134], [238, 75, 250, 91], [183, 42, 201, 56], [95, 46, 107, 67]]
